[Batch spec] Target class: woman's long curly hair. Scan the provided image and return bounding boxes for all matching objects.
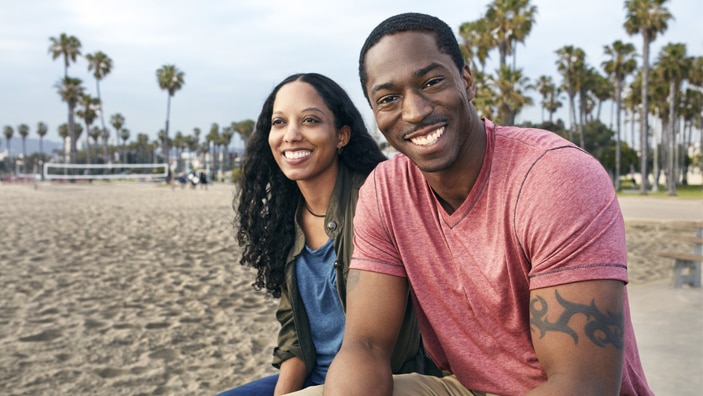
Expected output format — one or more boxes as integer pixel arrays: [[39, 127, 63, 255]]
[[235, 73, 386, 298]]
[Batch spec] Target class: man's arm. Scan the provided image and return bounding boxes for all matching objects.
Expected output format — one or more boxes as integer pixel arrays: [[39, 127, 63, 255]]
[[527, 280, 625, 395], [323, 269, 409, 395]]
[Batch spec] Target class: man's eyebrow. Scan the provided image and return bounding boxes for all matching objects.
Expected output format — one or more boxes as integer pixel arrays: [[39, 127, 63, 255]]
[[370, 81, 394, 98], [413, 62, 442, 79]]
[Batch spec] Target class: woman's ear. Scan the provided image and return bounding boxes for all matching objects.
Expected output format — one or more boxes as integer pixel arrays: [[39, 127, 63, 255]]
[[337, 125, 351, 150]]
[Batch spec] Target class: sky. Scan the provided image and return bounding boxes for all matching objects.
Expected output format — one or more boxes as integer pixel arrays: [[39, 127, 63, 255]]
[[1, 0, 701, 151]]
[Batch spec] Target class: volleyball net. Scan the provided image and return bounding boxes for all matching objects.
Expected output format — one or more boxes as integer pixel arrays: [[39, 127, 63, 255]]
[[43, 163, 169, 181]]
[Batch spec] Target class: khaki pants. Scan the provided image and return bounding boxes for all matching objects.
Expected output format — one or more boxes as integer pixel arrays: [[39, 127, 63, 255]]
[[285, 373, 499, 396]]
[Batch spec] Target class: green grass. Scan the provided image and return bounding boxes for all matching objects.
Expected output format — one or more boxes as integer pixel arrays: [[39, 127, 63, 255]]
[[617, 181, 703, 199]]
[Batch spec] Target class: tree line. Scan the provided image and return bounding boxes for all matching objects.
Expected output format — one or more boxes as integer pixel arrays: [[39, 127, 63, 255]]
[[3, 0, 701, 194], [458, 0, 701, 195], [2, 33, 254, 178]]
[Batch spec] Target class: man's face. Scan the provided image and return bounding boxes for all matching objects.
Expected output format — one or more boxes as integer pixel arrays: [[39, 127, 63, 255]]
[[363, 31, 475, 173]]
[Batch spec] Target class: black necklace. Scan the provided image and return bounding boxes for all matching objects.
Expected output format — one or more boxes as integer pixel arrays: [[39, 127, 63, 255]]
[[304, 204, 326, 218]]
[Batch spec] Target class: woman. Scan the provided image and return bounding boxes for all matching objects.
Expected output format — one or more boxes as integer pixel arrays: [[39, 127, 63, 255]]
[[218, 73, 436, 395]]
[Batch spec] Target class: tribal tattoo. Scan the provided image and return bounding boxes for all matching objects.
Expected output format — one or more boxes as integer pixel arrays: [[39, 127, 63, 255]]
[[530, 290, 624, 350]]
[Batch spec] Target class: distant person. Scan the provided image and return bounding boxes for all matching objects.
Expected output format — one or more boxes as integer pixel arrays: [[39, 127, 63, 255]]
[[217, 73, 437, 396], [292, 13, 652, 396], [199, 169, 208, 190]]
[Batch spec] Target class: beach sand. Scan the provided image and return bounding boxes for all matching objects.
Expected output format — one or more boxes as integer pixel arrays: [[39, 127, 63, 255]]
[[0, 181, 697, 395]]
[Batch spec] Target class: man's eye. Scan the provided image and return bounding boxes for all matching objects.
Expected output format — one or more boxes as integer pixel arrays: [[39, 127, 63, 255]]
[[377, 95, 398, 105], [425, 77, 443, 88]]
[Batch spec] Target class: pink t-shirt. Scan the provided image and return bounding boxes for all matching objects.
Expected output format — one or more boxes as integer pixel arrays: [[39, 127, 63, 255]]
[[350, 119, 651, 395]]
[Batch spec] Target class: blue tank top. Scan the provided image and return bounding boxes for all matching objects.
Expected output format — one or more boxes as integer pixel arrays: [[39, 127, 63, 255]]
[[295, 238, 346, 384]]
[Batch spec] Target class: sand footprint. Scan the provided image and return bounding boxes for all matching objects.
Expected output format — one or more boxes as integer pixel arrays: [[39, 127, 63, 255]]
[[148, 348, 180, 362], [19, 329, 62, 342], [95, 367, 128, 379]]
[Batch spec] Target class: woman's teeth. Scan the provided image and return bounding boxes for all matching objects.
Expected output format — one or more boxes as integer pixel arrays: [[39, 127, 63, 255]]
[[284, 150, 311, 159]]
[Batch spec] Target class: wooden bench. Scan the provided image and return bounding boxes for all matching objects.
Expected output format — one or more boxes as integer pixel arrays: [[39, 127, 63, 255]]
[[656, 230, 703, 288], [655, 252, 702, 288]]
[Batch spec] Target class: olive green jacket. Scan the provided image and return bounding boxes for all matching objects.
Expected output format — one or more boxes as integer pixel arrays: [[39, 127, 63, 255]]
[[272, 163, 437, 378]]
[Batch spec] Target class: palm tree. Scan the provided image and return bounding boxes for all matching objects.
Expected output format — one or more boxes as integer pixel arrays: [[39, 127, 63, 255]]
[[458, 19, 493, 73], [58, 123, 69, 164], [174, 131, 185, 172], [544, 85, 563, 124], [49, 34, 82, 164], [556, 45, 585, 143], [603, 40, 638, 191], [76, 94, 100, 164], [656, 43, 691, 195], [484, 0, 538, 70], [17, 124, 29, 174], [37, 122, 48, 156], [54, 77, 84, 164], [193, 127, 202, 165], [89, 126, 102, 164], [232, 120, 255, 147], [120, 128, 130, 163], [135, 133, 149, 163], [156, 64, 185, 168], [221, 127, 234, 171], [533, 75, 555, 123], [589, 71, 613, 122], [490, 66, 533, 125], [101, 127, 111, 163], [206, 123, 219, 173], [109, 113, 125, 164], [85, 51, 113, 142], [624, 0, 673, 194], [36, 122, 48, 179], [48, 33, 81, 78], [680, 88, 702, 185], [3, 126, 13, 173], [687, 56, 703, 176]]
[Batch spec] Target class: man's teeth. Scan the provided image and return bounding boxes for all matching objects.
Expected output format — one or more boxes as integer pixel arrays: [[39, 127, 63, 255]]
[[410, 127, 444, 146], [284, 150, 311, 159]]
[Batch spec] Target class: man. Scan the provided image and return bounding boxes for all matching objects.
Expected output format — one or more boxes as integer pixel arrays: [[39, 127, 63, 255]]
[[289, 12, 652, 396]]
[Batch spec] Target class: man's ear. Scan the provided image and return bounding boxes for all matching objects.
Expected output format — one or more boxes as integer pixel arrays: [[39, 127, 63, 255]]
[[462, 64, 475, 101]]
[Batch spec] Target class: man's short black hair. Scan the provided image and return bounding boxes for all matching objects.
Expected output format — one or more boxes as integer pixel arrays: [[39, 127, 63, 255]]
[[358, 12, 465, 104]]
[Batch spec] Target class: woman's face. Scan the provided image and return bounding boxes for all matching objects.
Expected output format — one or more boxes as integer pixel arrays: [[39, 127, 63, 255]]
[[268, 81, 349, 183]]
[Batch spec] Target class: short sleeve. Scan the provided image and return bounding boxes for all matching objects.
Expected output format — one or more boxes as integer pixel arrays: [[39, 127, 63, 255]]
[[514, 147, 628, 289], [349, 168, 408, 278]]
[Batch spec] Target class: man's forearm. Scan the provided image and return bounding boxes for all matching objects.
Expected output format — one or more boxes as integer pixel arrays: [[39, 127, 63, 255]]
[[324, 344, 394, 395]]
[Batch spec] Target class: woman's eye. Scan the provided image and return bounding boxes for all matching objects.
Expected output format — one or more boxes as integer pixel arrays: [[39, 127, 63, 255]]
[[303, 117, 319, 124], [271, 119, 284, 126]]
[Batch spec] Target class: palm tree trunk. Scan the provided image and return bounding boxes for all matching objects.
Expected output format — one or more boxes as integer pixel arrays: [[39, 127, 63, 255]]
[[85, 123, 92, 165], [568, 94, 576, 142], [615, 81, 623, 191], [667, 81, 677, 195], [578, 90, 586, 148], [652, 115, 661, 193], [639, 35, 651, 195], [21, 138, 27, 174], [164, 95, 171, 169], [68, 104, 77, 165], [96, 80, 108, 149]]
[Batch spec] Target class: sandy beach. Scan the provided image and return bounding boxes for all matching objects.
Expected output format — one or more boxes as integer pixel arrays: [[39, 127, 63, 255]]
[[0, 181, 700, 395]]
